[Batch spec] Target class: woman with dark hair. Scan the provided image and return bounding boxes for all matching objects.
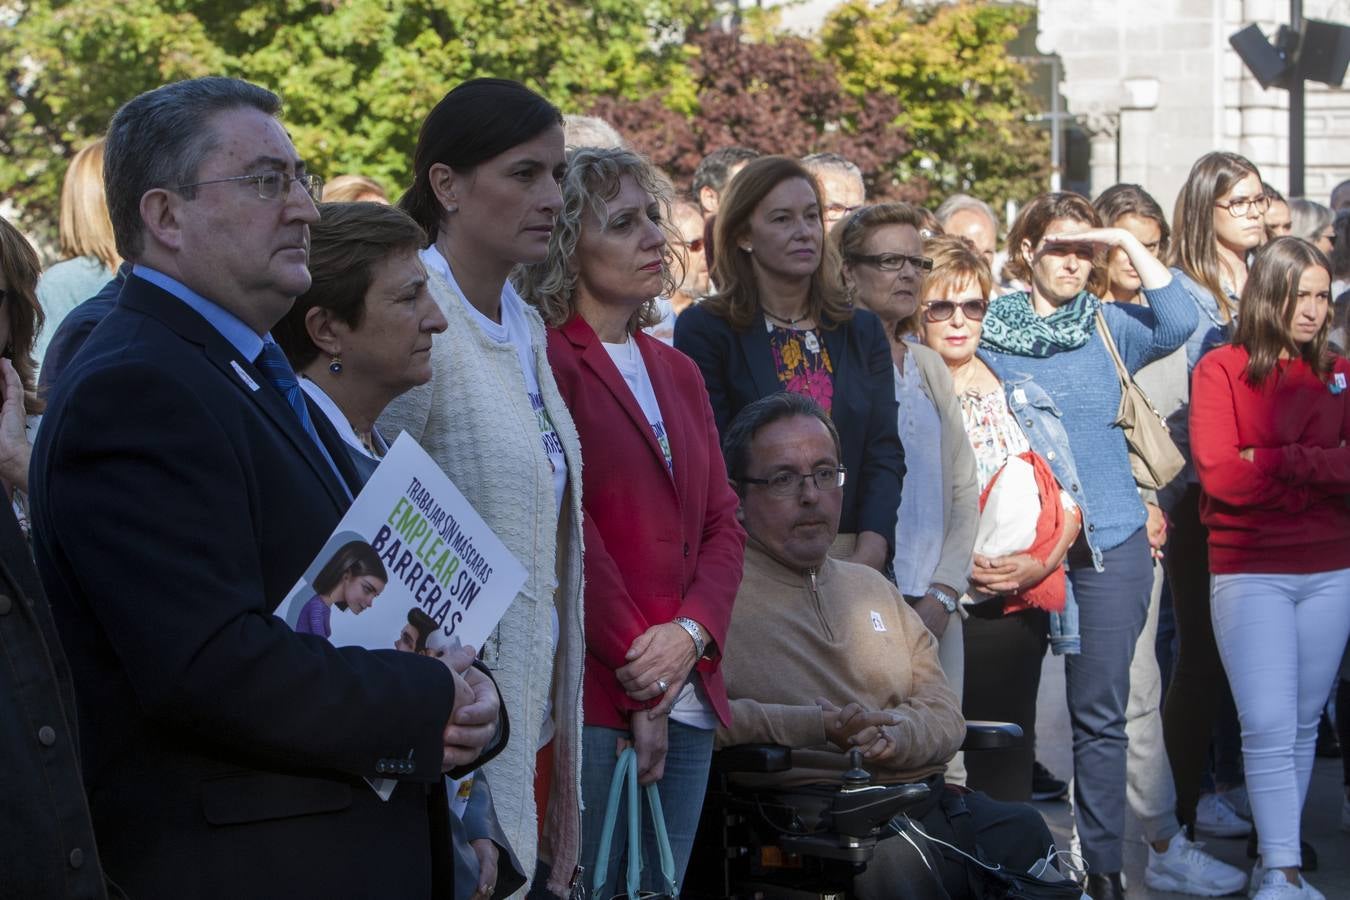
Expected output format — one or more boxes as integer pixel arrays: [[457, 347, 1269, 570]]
[[1165, 151, 1268, 840], [519, 146, 744, 897], [377, 78, 586, 898], [0, 216, 48, 535], [273, 201, 447, 482], [1091, 183, 1249, 897], [980, 191, 1195, 900], [1190, 237, 1350, 900], [674, 156, 903, 572], [295, 540, 389, 638]]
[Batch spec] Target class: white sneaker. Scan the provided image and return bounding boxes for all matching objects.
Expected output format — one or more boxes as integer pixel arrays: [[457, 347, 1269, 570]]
[[1250, 868, 1324, 900], [1196, 792, 1253, 837], [1145, 832, 1248, 896], [1219, 785, 1253, 820]]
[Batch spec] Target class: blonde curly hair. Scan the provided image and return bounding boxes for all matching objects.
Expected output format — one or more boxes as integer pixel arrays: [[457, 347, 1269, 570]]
[[514, 146, 680, 332]]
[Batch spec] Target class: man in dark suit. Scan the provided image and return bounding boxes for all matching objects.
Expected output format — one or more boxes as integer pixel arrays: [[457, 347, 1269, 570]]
[[31, 77, 501, 898]]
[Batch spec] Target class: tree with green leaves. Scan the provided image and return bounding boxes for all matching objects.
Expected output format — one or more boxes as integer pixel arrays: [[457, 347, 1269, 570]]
[[0, 0, 715, 246], [820, 0, 1050, 212]]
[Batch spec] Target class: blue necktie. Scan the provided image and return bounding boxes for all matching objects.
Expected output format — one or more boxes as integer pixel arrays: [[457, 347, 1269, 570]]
[[254, 340, 351, 498]]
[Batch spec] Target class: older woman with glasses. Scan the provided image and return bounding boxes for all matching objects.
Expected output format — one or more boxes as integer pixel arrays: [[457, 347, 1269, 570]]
[[833, 203, 979, 783], [913, 236, 1082, 803], [674, 156, 902, 572]]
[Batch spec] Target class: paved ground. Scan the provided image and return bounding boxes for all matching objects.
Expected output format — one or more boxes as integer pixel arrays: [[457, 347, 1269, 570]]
[[1032, 653, 1349, 898]]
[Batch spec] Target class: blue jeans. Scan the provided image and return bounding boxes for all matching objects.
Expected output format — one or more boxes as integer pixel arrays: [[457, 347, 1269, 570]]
[[1064, 527, 1152, 874], [580, 720, 713, 898]]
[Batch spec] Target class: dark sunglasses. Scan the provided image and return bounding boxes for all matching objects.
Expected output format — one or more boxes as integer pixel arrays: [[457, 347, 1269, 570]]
[[923, 299, 988, 322]]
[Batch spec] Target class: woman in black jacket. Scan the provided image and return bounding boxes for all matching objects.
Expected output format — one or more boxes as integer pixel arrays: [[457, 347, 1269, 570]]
[[675, 156, 903, 571]]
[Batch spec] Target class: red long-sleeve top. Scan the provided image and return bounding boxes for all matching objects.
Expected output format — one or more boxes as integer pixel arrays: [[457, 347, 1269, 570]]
[[1190, 344, 1350, 574]]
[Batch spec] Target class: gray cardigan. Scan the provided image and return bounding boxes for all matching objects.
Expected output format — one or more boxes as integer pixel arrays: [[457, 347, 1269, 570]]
[[902, 343, 980, 594]]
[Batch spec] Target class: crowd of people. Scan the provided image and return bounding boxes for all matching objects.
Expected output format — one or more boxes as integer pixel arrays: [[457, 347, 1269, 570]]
[[3, 73, 1350, 900]]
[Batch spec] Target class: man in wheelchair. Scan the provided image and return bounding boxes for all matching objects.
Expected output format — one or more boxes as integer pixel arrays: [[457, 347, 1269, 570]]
[[709, 393, 1066, 899]]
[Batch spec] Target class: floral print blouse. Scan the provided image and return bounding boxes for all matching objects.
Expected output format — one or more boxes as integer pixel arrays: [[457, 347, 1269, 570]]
[[958, 387, 1030, 492], [767, 322, 834, 415]]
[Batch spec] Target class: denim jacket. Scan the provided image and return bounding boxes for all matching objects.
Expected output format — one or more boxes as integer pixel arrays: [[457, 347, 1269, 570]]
[[978, 350, 1086, 654]]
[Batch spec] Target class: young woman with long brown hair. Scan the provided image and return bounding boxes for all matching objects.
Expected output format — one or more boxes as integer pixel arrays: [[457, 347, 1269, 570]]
[[1190, 237, 1350, 900], [1165, 151, 1268, 840], [674, 156, 903, 572]]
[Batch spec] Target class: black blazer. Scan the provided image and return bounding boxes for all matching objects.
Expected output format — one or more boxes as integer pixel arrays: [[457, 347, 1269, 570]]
[[674, 303, 904, 547], [0, 497, 113, 899], [30, 275, 464, 899]]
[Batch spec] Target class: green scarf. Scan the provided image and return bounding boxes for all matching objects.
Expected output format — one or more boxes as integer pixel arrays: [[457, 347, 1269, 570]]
[[980, 290, 1101, 358]]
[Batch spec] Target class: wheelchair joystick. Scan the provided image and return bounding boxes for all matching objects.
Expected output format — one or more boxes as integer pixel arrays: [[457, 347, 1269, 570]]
[[841, 749, 870, 789]]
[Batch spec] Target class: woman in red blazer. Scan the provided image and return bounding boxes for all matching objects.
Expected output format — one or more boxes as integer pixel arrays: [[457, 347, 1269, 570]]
[[516, 146, 745, 897]]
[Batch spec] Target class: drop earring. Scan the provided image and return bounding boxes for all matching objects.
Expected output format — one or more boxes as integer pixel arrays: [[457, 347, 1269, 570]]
[[329, 355, 343, 375]]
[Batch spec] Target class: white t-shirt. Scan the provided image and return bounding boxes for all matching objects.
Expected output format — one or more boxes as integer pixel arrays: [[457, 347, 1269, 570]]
[[602, 337, 672, 472], [602, 337, 715, 730], [421, 246, 564, 748], [420, 246, 568, 519]]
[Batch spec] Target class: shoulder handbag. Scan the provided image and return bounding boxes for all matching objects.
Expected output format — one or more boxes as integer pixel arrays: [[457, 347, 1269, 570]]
[[591, 747, 680, 899], [1095, 311, 1185, 491]]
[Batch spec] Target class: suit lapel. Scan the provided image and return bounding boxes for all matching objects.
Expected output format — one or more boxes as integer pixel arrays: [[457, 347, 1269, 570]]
[[563, 317, 674, 485], [119, 279, 354, 511], [738, 311, 782, 398]]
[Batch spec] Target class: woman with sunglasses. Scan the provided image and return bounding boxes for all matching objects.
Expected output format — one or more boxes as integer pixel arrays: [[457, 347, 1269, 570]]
[[674, 156, 903, 572], [1165, 152, 1268, 844], [978, 192, 1195, 900], [913, 235, 1081, 804], [833, 203, 979, 780]]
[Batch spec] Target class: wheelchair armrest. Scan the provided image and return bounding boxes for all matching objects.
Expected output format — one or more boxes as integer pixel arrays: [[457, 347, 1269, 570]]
[[713, 743, 793, 774], [961, 720, 1024, 751]]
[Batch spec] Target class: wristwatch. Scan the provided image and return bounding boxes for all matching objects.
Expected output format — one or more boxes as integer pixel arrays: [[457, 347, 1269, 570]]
[[924, 586, 959, 615], [673, 616, 707, 659]]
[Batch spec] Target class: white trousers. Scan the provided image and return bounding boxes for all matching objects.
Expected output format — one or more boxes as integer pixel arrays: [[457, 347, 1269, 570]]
[[1210, 567, 1350, 869]]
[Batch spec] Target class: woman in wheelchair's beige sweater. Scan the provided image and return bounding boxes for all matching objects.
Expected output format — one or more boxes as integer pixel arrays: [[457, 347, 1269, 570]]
[[716, 393, 1061, 898]]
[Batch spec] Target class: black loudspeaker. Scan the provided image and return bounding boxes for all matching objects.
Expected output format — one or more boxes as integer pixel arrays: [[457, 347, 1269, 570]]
[[1298, 19, 1350, 86], [1230, 24, 1291, 89]]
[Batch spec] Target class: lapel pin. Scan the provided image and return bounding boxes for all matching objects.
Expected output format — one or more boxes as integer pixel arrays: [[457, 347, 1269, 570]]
[[231, 360, 260, 392]]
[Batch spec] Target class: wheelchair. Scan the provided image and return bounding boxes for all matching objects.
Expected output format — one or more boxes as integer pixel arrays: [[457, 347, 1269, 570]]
[[683, 722, 1023, 900]]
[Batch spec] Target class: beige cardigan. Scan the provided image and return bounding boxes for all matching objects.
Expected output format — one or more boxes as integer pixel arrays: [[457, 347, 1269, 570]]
[[378, 267, 585, 897], [717, 541, 965, 788]]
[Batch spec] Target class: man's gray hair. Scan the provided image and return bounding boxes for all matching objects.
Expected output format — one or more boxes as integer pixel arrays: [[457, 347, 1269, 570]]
[[105, 76, 281, 260], [801, 152, 863, 182], [934, 193, 999, 231], [563, 114, 625, 151], [722, 392, 842, 485]]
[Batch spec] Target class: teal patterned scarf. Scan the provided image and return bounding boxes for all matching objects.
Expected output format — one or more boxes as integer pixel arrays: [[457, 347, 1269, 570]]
[[980, 290, 1101, 358]]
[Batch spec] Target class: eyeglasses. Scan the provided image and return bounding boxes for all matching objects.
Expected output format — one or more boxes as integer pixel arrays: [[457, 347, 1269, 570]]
[[1215, 195, 1271, 218], [740, 465, 847, 497], [177, 172, 324, 202], [922, 299, 988, 322], [848, 252, 933, 272], [683, 237, 704, 253]]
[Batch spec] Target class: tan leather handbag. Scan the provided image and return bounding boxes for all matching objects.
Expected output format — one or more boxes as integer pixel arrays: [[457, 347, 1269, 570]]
[[1096, 311, 1186, 490]]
